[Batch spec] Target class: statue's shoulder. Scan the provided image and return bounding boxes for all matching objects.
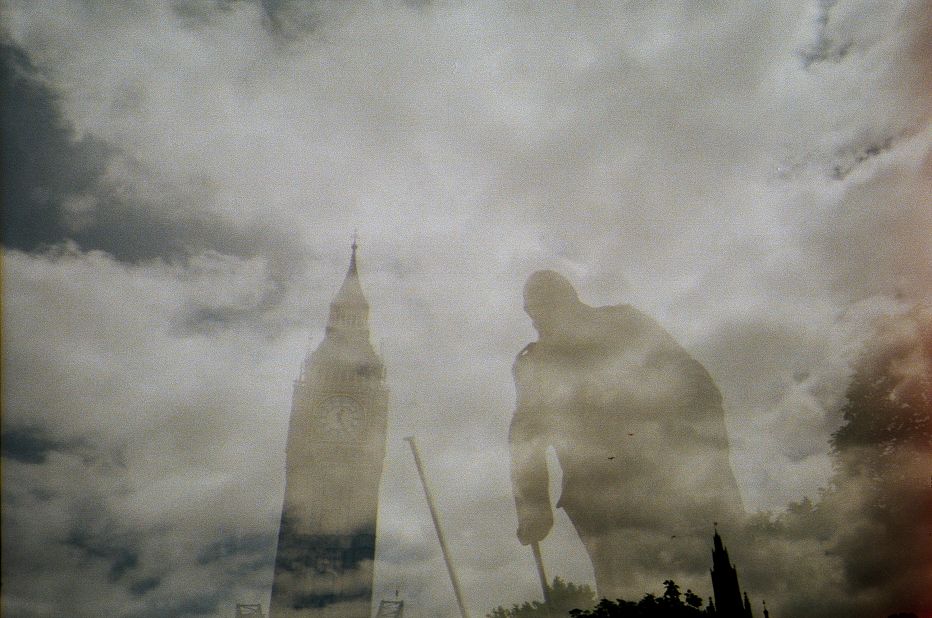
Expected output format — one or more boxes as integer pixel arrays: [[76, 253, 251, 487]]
[[597, 303, 653, 328], [599, 303, 632, 315]]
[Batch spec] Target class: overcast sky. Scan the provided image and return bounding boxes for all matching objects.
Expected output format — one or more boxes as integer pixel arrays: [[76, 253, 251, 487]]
[[2, 1, 930, 617]]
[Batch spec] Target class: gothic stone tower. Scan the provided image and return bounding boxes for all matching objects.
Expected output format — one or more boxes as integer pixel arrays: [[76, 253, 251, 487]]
[[271, 242, 388, 617], [710, 527, 753, 618]]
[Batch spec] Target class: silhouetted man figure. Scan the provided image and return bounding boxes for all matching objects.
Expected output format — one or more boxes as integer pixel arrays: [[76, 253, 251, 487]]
[[510, 271, 743, 600]]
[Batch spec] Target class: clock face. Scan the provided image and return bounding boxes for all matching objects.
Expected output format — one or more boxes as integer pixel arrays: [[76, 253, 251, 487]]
[[319, 395, 363, 439]]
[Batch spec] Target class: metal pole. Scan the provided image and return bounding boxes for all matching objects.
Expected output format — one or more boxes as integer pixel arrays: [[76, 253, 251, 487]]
[[404, 436, 471, 618], [531, 541, 552, 607]]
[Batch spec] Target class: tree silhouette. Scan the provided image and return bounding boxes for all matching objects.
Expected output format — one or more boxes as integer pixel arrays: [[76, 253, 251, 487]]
[[830, 305, 931, 482], [820, 304, 932, 614], [730, 305, 931, 618], [567, 580, 708, 617], [487, 577, 597, 618]]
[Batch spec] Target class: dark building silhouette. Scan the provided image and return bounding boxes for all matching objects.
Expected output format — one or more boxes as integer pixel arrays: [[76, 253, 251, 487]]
[[709, 527, 753, 618], [270, 241, 389, 617]]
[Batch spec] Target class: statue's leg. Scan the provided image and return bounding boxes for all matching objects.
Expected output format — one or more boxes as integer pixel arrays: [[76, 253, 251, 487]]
[[563, 507, 630, 602]]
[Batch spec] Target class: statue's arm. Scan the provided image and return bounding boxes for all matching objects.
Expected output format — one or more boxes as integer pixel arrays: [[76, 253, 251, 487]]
[[509, 363, 554, 545]]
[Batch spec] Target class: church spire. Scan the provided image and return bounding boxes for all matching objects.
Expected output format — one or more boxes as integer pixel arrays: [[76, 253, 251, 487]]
[[713, 523, 725, 553], [711, 526, 747, 618]]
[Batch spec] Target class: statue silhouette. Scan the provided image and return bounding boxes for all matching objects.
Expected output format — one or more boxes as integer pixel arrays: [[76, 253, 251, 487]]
[[509, 271, 744, 600]]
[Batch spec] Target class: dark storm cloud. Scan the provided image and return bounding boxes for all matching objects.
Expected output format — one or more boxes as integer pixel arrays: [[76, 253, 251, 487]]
[[0, 37, 167, 258], [2, 247, 287, 616], [4, 440, 277, 616], [3, 447, 156, 613], [1, 39, 312, 287], [830, 134, 902, 180], [122, 588, 229, 618], [65, 528, 142, 582], [169, 0, 242, 25], [0, 39, 113, 251], [2, 34, 320, 340], [0, 425, 111, 468], [256, 0, 429, 40], [173, 281, 288, 336], [1, 426, 66, 464], [800, 0, 851, 67], [257, 0, 347, 39], [130, 576, 163, 597], [169, 591, 227, 616], [197, 533, 276, 570]]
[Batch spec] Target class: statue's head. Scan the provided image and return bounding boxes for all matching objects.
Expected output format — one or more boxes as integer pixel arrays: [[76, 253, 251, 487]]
[[523, 270, 579, 337]]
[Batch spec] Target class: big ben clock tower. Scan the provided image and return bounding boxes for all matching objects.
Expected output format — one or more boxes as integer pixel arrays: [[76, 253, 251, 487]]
[[270, 240, 388, 618]]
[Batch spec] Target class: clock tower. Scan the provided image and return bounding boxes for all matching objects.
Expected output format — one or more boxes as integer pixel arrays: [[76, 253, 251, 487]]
[[270, 240, 388, 617]]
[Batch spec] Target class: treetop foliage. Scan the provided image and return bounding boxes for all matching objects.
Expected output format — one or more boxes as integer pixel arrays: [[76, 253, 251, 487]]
[[568, 579, 708, 617], [486, 577, 597, 618], [487, 578, 708, 618]]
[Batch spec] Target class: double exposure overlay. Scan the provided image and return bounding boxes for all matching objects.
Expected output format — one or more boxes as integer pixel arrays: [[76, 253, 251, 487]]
[[2, 2, 930, 617]]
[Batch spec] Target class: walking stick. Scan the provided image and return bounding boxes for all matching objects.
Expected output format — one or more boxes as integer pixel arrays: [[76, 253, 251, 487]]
[[531, 541, 552, 607]]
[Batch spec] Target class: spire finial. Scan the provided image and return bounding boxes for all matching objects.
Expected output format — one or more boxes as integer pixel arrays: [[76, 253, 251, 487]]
[[349, 230, 358, 273]]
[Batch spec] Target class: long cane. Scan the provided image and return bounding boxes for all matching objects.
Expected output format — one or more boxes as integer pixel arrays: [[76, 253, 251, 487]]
[[531, 541, 552, 608]]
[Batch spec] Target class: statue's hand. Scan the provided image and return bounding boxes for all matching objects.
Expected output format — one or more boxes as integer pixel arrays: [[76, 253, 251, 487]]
[[516, 507, 553, 545]]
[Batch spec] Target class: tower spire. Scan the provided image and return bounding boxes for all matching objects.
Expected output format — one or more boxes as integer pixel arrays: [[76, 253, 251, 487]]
[[710, 526, 746, 617], [327, 233, 369, 334]]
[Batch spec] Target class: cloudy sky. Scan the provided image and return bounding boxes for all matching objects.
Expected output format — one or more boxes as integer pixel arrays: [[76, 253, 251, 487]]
[[2, 1, 930, 616]]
